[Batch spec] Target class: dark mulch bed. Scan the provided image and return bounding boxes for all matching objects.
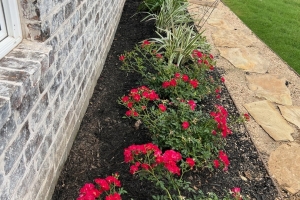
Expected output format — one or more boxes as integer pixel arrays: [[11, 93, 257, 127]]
[[52, 0, 280, 199]]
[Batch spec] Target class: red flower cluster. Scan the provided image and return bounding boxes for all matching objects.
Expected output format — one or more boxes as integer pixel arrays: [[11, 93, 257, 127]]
[[121, 86, 159, 117], [210, 105, 231, 138], [162, 78, 177, 88], [124, 143, 189, 176], [77, 174, 122, 200], [141, 40, 151, 48], [119, 55, 125, 62], [124, 143, 162, 163], [213, 150, 230, 171], [186, 157, 195, 168], [181, 121, 190, 130], [158, 104, 167, 112], [243, 113, 250, 121], [191, 50, 214, 70], [220, 77, 225, 83], [187, 100, 196, 110], [189, 79, 199, 89], [162, 73, 199, 89], [77, 183, 101, 200], [106, 193, 122, 200], [215, 86, 221, 99], [156, 53, 163, 59], [231, 187, 243, 200]]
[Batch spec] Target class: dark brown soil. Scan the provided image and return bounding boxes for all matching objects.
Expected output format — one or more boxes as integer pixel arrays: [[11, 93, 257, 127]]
[[52, 0, 280, 199]]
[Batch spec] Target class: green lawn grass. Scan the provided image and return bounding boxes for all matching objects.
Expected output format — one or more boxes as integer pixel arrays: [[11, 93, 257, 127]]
[[222, 0, 300, 74]]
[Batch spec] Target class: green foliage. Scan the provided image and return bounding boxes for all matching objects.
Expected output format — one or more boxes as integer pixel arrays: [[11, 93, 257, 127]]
[[143, 0, 194, 31], [120, 42, 218, 101], [152, 24, 211, 65], [138, 0, 187, 14], [149, 101, 223, 166]]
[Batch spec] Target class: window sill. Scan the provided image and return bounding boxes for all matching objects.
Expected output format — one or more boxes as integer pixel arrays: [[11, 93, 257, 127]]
[[0, 39, 53, 129]]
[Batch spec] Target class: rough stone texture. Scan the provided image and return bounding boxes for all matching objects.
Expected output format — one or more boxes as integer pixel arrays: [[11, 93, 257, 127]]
[[0, 98, 10, 129], [212, 29, 254, 47], [278, 105, 300, 129], [218, 47, 268, 73], [244, 100, 294, 141], [207, 18, 234, 29], [189, 0, 218, 7], [246, 74, 292, 106], [0, 0, 126, 199], [268, 143, 300, 194]]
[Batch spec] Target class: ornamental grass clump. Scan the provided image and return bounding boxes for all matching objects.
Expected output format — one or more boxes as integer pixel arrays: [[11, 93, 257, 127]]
[[152, 24, 211, 65], [138, 0, 187, 14], [142, 0, 193, 31]]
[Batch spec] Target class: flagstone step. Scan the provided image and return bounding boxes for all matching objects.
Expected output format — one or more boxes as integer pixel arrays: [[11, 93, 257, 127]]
[[278, 105, 300, 129], [268, 143, 300, 194], [212, 29, 254, 47], [246, 74, 292, 106], [244, 100, 294, 141], [218, 47, 268, 73]]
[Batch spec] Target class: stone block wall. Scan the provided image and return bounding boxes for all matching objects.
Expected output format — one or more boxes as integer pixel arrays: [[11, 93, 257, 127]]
[[0, 0, 126, 199]]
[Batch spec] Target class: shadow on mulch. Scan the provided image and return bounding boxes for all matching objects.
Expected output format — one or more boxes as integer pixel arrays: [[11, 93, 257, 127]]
[[52, 0, 280, 199]]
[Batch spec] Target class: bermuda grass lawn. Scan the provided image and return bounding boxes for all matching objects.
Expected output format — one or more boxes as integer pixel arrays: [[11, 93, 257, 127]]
[[222, 0, 300, 74]]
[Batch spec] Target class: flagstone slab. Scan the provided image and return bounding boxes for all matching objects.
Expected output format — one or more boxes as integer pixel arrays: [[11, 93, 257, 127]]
[[207, 18, 234, 30], [278, 105, 300, 129], [218, 47, 268, 73], [246, 74, 292, 106], [212, 29, 254, 47], [244, 100, 294, 141], [268, 143, 300, 194], [189, 0, 218, 7]]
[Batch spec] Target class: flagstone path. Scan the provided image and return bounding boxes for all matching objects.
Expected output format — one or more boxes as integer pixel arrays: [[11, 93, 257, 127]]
[[188, 1, 300, 199]]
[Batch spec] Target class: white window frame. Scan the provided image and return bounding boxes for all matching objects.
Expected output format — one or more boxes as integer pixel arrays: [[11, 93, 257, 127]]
[[0, 0, 22, 60], [0, 3, 8, 41]]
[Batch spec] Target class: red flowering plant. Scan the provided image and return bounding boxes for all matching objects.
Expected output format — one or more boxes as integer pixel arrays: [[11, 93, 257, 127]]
[[157, 71, 219, 100], [213, 150, 230, 171], [119, 41, 220, 101], [120, 92, 227, 169], [123, 143, 241, 199], [123, 143, 205, 199], [119, 39, 165, 77], [77, 173, 126, 200], [191, 50, 215, 70], [210, 105, 232, 138], [230, 187, 245, 200], [118, 86, 160, 118]]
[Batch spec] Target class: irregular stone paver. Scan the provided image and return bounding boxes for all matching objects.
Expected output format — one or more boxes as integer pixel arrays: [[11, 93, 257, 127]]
[[244, 100, 294, 141], [218, 47, 268, 73], [268, 143, 300, 194], [212, 29, 253, 47], [246, 74, 292, 106], [278, 105, 300, 129], [207, 18, 234, 29], [189, 0, 218, 7]]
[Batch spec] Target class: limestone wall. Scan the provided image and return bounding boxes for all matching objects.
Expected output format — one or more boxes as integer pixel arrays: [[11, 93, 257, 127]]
[[0, 0, 125, 199]]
